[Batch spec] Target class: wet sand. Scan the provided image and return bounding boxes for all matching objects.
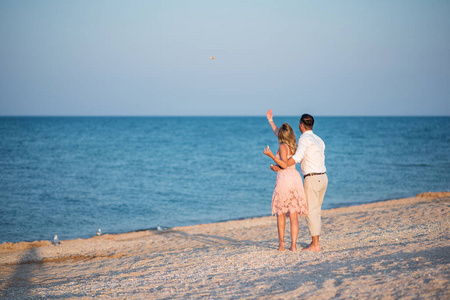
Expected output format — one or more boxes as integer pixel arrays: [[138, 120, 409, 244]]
[[1, 192, 449, 299]]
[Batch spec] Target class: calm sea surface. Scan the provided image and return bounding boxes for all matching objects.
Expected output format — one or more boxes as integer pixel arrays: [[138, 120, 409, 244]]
[[1, 117, 449, 243]]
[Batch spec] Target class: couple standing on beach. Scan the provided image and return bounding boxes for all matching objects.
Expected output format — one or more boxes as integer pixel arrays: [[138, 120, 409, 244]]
[[264, 110, 328, 252]]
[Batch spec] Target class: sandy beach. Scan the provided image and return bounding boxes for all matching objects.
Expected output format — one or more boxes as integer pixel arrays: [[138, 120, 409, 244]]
[[1, 192, 449, 299]]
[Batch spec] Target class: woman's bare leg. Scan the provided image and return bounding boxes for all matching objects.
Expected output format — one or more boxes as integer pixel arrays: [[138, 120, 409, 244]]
[[289, 211, 299, 251], [277, 213, 286, 251]]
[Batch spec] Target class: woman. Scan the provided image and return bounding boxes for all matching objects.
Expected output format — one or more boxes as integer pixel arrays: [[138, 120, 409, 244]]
[[264, 110, 308, 251]]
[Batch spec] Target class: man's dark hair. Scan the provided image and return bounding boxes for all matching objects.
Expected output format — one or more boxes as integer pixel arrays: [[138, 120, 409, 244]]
[[300, 114, 314, 130]]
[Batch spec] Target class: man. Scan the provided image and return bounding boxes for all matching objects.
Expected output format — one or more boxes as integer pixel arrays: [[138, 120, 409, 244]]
[[264, 109, 328, 251]]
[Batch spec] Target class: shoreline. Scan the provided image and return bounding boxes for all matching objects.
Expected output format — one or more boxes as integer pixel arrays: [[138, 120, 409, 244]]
[[1, 191, 448, 255], [1, 191, 449, 299], [2, 191, 448, 246]]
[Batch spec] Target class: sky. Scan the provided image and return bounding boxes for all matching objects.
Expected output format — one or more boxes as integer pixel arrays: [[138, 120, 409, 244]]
[[0, 0, 449, 116]]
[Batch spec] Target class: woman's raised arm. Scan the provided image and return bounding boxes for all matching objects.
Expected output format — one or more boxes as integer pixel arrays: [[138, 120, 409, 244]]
[[267, 109, 279, 136]]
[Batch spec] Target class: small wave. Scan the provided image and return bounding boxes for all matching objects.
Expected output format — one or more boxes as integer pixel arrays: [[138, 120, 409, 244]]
[[393, 163, 431, 167]]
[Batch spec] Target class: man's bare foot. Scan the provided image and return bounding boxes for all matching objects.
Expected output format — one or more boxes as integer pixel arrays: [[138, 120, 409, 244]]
[[278, 242, 285, 251], [303, 243, 320, 252], [289, 246, 297, 251]]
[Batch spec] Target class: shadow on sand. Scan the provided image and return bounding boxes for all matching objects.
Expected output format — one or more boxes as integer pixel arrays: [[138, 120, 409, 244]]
[[155, 228, 276, 250], [0, 247, 41, 299]]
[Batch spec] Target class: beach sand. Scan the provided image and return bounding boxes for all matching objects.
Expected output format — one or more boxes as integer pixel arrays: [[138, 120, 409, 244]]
[[1, 192, 449, 299]]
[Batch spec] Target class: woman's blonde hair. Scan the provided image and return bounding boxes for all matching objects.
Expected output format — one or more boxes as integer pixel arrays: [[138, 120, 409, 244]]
[[278, 123, 297, 154]]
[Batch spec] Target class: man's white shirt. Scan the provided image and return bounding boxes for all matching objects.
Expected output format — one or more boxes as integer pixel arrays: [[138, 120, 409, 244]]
[[291, 130, 326, 176]]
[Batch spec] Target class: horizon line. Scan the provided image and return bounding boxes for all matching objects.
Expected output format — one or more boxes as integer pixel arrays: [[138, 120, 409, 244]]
[[0, 114, 449, 118]]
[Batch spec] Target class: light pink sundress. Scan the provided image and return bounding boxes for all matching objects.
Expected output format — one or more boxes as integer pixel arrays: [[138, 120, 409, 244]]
[[271, 144, 308, 216]]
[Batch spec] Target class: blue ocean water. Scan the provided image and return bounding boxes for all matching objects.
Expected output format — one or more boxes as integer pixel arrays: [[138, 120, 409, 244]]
[[0, 117, 449, 243]]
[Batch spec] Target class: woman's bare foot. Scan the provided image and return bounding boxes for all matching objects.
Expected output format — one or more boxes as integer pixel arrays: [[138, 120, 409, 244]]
[[289, 245, 297, 251], [278, 242, 285, 251]]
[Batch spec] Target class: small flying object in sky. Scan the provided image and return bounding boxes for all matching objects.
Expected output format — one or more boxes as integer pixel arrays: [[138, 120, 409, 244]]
[[210, 56, 214, 60]]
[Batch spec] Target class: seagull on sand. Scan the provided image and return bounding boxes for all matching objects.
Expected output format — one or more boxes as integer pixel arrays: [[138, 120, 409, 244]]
[[97, 228, 102, 236], [53, 235, 60, 246]]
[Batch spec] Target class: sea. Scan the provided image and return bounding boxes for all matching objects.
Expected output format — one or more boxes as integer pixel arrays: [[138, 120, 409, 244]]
[[1, 116, 449, 243]]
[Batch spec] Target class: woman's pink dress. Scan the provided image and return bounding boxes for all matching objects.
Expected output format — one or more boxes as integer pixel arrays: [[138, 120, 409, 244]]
[[272, 145, 308, 216]]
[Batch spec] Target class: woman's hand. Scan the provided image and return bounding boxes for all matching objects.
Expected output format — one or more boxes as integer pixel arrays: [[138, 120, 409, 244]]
[[270, 164, 281, 172], [264, 145, 275, 159], [266, 109, 273, 122]]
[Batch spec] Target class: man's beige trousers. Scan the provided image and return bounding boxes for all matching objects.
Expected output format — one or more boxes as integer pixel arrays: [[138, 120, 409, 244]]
[[304, 174, 328, 237]]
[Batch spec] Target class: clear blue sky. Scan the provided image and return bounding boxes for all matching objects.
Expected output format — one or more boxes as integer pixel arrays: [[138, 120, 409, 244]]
[[1, 0, 449, 116]]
